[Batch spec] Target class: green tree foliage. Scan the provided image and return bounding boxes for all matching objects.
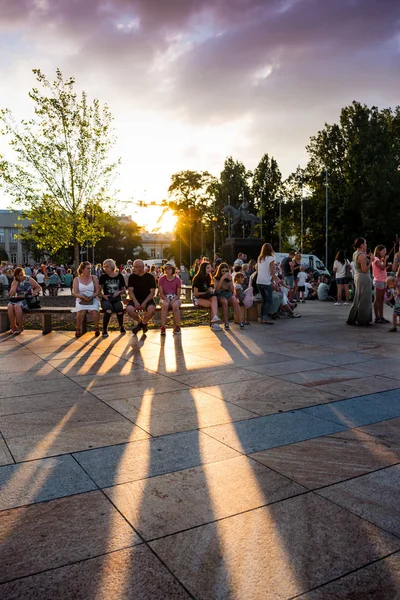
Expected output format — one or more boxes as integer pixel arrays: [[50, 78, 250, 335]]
[[252, 154, 282, 244], [94, 217, 146, 266], [0, 69, 119, 266]]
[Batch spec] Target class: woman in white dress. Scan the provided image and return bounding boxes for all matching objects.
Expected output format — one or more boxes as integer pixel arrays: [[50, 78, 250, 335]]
[[72, 261, 101, 338]]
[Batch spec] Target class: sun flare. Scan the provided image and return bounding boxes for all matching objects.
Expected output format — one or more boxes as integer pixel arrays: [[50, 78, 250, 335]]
[[126, 204, 177, 233]]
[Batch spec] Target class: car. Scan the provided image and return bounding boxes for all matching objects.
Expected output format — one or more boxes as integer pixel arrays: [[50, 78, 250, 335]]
[[274, 252, 330, 276]]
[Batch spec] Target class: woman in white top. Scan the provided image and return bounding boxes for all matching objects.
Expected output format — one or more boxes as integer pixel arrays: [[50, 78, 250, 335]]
[[72, 261, 100, 338], [257, 243, 278, 324], [333, 250, 350, 305]]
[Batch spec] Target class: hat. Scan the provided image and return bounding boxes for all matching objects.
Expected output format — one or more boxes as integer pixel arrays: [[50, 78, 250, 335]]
[[164, 262, 174, 267]]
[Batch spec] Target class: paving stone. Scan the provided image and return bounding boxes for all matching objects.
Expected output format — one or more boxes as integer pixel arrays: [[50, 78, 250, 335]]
[[150, 493, 400, 600], [0, 439, 13, 466], [170, 366, 266, 388], [318, 464, 400, 537], [0, 491, 140, 583], [250, 429, 400, 489], [0, 377, 83, 400], [89, 375, 188, 401], [315, 376, 400, 398], [275, 366, 369, 387], [74, 430, 240, 488], [302, 390, 400, 428], [357, 417, 400, 444], [202, 410, 347, 454], [104, 456, 306, 539], [310, 351, 375, 366], [243, 359, 327, 377], [299, 552, 400, 599], [0, 455, 97, 510], [0, 390, 97, 417]]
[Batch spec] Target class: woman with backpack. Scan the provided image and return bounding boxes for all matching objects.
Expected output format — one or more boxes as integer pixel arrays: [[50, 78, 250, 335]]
[[333, 250, 351, 305]]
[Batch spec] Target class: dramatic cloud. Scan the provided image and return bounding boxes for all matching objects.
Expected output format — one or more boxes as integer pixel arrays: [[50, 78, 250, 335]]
[[1, 0, 399, 204]]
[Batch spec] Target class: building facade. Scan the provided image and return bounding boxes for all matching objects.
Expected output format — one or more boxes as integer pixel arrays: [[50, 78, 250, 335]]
[[0, 210, 32, 264], [140, 231, 174, 260]]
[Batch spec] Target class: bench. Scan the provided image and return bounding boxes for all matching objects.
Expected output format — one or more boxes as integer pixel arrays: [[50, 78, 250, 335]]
[[0, 304, 201, 335]]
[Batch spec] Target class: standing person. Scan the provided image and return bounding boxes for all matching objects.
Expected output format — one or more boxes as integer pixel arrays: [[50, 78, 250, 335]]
[[48, 270, 60, 296], [126, 259, 156, 335], [7, 267, 41, 334], [158, 262, 182, 335], [35, 269, 46, 295], [281, 251, 295, 291], [192, 261, 222, 331], [0, 270, 9, 298], [257, 243, 278, 325], [72, 262, 101, 338], [386, 274, 400, 332], [214, 262, 245, 329], [333, 251, 350, 305], [347, 238, 372, 327], [296, 266, 308, 303], [99, 259, 126, 337], [64, 269, 74, 293], [292, 252, 302, 299], [372, 245, 390, 324]]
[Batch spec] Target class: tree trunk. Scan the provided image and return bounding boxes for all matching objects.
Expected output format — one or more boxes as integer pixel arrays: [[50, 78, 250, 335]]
[[74, 243, 79, 269]]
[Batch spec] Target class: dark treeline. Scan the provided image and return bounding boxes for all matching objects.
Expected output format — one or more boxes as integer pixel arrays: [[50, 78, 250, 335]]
[[167, 101, 400, 267]]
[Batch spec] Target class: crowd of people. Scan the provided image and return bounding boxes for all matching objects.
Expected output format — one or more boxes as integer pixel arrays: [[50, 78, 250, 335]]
[[1, 239, 399, 335]]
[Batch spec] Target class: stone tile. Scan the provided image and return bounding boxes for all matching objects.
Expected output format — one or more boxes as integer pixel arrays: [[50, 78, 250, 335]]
[[0, 354, 47, 372], [197, 377, 339, 415], [339, 357, 400, 378], [7, 421, 149, 462], [35, 348, 106, 360], [250, 429, 400, 489], [0, 545, 190, 600], [357, 417, 400, 445], [48, 353, 133, 376], [302, 390, 400, 428], [90, 376, 189, 401], [310, 351, 375, 367], [170, 366, 266, 388], [318, 465, 400, 537], [0, 455, 97, 510], [0, 439, 13, 466], [300, 552, 400, 600], [0, 377, 82, 400], [0, 390, 97, 417], [147, 354, 230, 376], [0, 402, 131, 438], [0, 364, 64, 383], [243, 359, 328, 377], [70, 368, 158, 390], [275, 366, 368, 387], [105, 390, 256, 436], [202, 411, 347, 454], [315, 376, 400, 398], [74, 430, 240, 488], [104, 455, 306, 539], [150, 493, 400, 600], [0, 491, 140, 584]]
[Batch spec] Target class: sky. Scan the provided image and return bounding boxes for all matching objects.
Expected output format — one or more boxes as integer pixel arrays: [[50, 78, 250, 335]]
[[0, 0, 400, 230]]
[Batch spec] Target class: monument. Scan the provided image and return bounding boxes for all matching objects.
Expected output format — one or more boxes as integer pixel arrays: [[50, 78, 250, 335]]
[[221, 201, 263, 264]]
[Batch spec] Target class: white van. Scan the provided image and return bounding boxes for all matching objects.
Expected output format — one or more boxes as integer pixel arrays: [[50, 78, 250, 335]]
[[274, 253, 330, 276]]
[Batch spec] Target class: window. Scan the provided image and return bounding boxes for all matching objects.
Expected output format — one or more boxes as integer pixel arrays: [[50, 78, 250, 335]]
[[0, 228, 4, 243], [150, 248, 156, 258], [23, 254, 30, 264], [10, 253, 17, 264], [9, 228, 18, 241]]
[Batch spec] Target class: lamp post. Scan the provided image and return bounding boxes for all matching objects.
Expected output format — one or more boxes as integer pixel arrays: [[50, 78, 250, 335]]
[[325, 168, 329, 268], [279, 197, 282, 253], [260, 189, 263, 240]]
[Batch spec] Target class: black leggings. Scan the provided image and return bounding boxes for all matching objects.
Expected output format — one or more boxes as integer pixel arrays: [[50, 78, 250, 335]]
[[101, 299, 124, 331]]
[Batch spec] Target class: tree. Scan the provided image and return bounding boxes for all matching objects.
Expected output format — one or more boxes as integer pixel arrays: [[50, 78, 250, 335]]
[[91, 216, 146, 265], [252, 154, 282, 244], [0, 69, 119, 266]]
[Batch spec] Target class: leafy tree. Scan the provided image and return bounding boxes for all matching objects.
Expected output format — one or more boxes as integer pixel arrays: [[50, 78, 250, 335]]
[[94, 216, 146, 265], [0, 69, 119, 266], [252, 154, 282, 244]]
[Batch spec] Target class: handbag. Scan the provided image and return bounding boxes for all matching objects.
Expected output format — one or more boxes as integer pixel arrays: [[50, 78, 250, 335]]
[[25, 294, 41, 309], [79, 298, 93, 305]]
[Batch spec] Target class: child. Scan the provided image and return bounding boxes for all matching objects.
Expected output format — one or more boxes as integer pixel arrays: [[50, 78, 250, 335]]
[[296, 266, 308, 303], [386, 276, 400, 332], [234, 272, 248, 325]]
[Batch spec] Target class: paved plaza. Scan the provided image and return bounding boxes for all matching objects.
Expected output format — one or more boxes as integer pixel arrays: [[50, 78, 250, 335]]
[[0, 303, 400, 599]]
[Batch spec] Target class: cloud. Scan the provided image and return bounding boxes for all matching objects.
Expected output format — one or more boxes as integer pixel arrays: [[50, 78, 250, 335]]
[[0, 0, 399, 204]]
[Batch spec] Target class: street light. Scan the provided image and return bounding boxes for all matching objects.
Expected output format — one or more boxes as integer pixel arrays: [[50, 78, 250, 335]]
[[325, 168, 329, 268]]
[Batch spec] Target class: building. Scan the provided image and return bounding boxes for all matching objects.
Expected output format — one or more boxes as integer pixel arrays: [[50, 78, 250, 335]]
[[0, 210, 32, 264], [140, 230, 174, 260]]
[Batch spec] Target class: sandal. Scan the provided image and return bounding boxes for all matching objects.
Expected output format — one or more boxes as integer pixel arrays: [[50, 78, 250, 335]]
[[94, 328, 100, 337], [260, 320, 274, 325], [75, 329, 82, 338]]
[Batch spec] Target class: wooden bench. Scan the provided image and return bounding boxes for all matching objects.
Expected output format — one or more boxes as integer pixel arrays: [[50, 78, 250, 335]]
[[0, 304, 201, 335]]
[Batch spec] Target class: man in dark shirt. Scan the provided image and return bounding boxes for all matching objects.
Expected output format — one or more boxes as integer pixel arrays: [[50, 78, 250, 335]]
[[126, 259, 156, 334], [281, 251, 295, 290]]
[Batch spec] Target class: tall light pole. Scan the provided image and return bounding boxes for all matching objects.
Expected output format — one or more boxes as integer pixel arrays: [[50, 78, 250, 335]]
[[300, 170, 304, 254], [227, 194, 231, 238], [260, 189, 263, 240], [325, 168, 329, 268], [279, 197, 282, 253]]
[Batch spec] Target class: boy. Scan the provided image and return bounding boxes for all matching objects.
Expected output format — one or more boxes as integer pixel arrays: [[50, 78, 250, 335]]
[[296, 266, 308, 303], [386, 275, 400, 332]]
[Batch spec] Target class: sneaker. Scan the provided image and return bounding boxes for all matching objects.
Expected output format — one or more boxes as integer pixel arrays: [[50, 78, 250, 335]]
[[160, 326, 166, 336], [102, 331, 109, 338], [211, 315, 221, 323], [239, 322, 245, 329], [120, 327, 126, 335], [173, 326, 181, 335], [343, 302, 349, 305], [142, 323, 148, 334], [292, 312, 301, 318], [211, 323, 222, 331], [334, 302, 340, 306], [381, 318, 390, 324], [224, 322, 230, 330], [388, 327, 397, 333], [132, 323, 142, 335]]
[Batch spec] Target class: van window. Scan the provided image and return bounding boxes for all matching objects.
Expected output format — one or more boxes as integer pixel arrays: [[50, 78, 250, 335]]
[[316, 260, 325, 270]]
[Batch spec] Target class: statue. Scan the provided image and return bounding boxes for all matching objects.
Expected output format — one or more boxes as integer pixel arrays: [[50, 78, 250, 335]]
[[222, 204, 261, 238]]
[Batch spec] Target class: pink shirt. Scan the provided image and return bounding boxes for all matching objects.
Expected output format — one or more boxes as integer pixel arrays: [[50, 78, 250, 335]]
[[159, 274, 181, 297], [372, 257, 387, 282]]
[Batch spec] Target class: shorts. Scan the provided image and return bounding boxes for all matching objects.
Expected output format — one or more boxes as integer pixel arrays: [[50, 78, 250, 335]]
[[127, 300, 155, 311], [336, 277, 348, 285], [284, 275, 294, 288], [101, 298, 124, 313], [217, 290, 233, 300], [374, 281, 386, 290], [297, 286, 305, 292], [393, 306, 400, 316]]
